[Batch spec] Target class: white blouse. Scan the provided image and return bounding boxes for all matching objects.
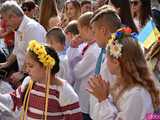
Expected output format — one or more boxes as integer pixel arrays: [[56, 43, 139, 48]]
[[93, 86, 154, 120]]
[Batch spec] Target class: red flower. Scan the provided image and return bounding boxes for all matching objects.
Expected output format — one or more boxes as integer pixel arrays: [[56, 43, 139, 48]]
[[124, 27, 132, 33]]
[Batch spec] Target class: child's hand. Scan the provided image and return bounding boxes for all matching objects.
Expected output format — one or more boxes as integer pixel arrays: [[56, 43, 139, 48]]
[[70, 35, 83, 48], [86, 75, 109, 102]]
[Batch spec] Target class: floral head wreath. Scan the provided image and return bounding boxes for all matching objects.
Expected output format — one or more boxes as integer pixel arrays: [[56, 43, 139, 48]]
[[107, 27, 133, 59], [27, 40, 56, 68]]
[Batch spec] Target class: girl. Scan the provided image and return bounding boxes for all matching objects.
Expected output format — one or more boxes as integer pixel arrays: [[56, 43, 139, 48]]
[[131, 0, 151, 31], [61, 0, 81, 28], [65, 0, 81, 22], [108, 0, 138, 32], [0, 40, 82, 120], [87, 28, 160, 120]]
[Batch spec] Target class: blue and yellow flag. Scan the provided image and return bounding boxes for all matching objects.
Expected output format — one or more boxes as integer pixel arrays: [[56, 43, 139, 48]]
[[137, 20, 160, 49]]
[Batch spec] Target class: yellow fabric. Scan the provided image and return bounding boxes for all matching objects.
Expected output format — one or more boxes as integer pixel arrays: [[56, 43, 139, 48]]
[[20, 80, 33, 120], [144, 27, 160, 49], [44, 67, 51, 120]]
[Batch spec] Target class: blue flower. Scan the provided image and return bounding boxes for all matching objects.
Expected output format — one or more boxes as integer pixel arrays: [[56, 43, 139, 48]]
[[115, 32, 123, 39], [131, 32, 138, 41]]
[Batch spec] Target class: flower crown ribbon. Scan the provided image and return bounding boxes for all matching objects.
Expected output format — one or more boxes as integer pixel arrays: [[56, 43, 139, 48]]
[[107, 27, 133, 59], [27, 40, 55, 68]]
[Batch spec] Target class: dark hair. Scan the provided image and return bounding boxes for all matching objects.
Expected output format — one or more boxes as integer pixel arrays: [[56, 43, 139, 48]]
[[110, 0, 138, 32], [140, 0, 151, 26], [46, 27, 66, 45], [66, 0, 81, 9], [64, 20, 79, 35], [28, 45, 60, 74], [81, 0, 91, 7], [21, 0, 35, 12]]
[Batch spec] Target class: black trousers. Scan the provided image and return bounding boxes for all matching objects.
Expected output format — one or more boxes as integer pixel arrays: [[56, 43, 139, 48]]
[[83, 113, 92, 120]]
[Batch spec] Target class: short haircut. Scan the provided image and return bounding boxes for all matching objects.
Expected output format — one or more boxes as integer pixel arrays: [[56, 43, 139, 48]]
[[0, 1, 24, 17], [64, 20, 79, 35], [81, 0, 91, 7], [78, 12, 93, 27], [46, 27, 66, 45], [90, 5, 121, 32], [21, 0, 36, 12]]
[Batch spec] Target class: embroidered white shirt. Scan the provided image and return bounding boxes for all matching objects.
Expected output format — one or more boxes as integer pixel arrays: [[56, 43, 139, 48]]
[[13, 15, 46, 70]]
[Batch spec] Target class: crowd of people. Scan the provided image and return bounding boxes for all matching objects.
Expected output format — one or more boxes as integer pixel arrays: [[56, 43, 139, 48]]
[[0, 0, 159, 120]]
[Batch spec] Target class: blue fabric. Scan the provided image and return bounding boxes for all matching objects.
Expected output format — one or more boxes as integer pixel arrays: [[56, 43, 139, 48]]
[[95, 48, 106, 75], [57, 48, 67, 57]]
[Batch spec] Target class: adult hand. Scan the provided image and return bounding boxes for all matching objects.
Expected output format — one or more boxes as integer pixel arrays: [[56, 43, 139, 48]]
[[87, 75, 110, 102], [10, 72, 24, 84], [0, 62, 8, 69]]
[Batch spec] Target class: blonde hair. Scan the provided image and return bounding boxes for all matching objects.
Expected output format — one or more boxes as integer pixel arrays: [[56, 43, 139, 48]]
[[64, 0, 81, 22], [78, 12, 93, 27]]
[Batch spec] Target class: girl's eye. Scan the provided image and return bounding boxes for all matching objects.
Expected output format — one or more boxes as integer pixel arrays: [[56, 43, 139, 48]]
[[28, 64, 33, 68]]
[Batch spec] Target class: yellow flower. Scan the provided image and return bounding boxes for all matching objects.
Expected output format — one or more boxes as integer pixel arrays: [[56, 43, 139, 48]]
[[108, 33, 116, 45], [28, 40, 56, 68], [109, 41, 123, 59]]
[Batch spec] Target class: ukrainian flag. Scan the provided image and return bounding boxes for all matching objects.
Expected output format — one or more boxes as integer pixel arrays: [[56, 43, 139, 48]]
[[137, 20, 160, 49]]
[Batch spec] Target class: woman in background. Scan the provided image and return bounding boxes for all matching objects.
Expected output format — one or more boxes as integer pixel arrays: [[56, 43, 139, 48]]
[[39, 0, 60, 30], [131, 0, 151, 31], [108, 0, 138, 32]]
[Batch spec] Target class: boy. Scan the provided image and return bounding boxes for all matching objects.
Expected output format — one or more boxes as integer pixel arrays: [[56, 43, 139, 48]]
[[46, 27, 71, 83], [89, 5, 123, 119], [73, 12, 100, 120]]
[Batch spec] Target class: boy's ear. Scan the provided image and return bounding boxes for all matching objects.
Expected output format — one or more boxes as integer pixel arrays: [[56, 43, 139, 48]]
[[100, 26, 108, 35]]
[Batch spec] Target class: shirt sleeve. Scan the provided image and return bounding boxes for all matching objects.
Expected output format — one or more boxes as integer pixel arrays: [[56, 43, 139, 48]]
[[59, 82, 83, 120], [74, 52, 97, 80], [0, 93, 13, 110], [115, 91, 151, 120], [94, 88, 153, 120]]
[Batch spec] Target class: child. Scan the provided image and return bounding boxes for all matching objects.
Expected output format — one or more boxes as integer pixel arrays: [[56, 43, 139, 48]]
[[0, 40, 82, 120], [64, 20, 86, 52], [73, 12, 100, 120], [80, 0, 92, 14], [46, 27, 72, 83], [64, 20, 87, 84], [87, 28, 160, 120], [89, 5, 122, 119]]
